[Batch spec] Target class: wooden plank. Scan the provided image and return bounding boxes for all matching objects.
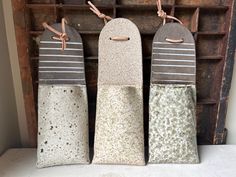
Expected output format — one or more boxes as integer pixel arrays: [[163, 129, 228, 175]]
[[11, 0, 37, 147], [213, 1, 236, 144], [12, 0, 236, 146]]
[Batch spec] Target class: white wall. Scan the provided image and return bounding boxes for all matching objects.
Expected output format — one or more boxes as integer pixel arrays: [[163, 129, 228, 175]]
[[226, 51, 236, 144], [0, 1, 21, 154], [2, 0, 30, 147]]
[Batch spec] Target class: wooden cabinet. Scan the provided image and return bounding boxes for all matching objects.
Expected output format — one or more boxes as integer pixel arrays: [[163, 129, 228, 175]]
[[12, 0, 236, 147]]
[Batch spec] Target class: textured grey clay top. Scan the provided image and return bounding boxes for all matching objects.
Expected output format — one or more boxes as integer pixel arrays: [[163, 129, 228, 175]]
[[98, 18, 142, 86]]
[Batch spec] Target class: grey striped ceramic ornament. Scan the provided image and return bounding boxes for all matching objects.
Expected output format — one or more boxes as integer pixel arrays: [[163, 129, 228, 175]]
[[148, 23, 199, 164], [38, 23, 85, 85], [150, 23, 196, 84], [37, 21, 90, 168]]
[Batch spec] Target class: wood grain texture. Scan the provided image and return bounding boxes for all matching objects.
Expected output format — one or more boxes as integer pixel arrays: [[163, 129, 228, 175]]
[[12, 0, 37, 147], [214, 1, 236, 144], [12, 0, 236, 146]]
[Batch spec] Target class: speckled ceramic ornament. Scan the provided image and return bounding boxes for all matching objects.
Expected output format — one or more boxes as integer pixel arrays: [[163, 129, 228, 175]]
[[148, 23, 199, 164], [92, 18, 145, 165], [37, 21, 89, 168]]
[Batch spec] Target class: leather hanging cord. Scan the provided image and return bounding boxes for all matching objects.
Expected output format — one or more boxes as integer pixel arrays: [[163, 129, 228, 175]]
[[42, 18, 68, 51], [87, 1, 129, 41], [157, 0, 184, 43], [166, 38, 184, 43], [110, 36, 130, 41], [157, 0, 183, 25], [88, 1, 112, 24]]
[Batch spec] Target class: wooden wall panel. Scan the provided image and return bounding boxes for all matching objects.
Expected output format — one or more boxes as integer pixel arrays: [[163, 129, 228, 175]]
[[12, 0, 37, 147], [12, 0, 236, 147]]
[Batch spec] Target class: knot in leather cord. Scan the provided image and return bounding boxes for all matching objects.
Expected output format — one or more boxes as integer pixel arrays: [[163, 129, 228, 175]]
[[88, 1, 112, 24], [42, 18, 68, 50], [157, 9, 167, 19], [156, 0, 183, 25]]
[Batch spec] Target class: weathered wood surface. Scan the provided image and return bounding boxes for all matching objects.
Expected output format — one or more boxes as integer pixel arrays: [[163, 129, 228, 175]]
[[12, 0, 235, 146], [214, 0, 236, 144], [12, 0, 37, 147]]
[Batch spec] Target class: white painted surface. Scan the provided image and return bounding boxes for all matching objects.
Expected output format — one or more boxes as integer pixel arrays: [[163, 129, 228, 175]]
[[226, 51, 236, 144], [0, 145, 236, 177], [0, 1, 20, 154], [2, 0, 29, 146]]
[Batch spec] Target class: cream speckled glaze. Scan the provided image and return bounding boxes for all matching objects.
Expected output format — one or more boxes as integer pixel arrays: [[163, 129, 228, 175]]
[[92, 18, 145, 165], [37, 23, 89, 168]]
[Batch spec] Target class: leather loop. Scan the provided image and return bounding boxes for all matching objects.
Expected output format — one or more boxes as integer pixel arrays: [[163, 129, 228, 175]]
[[165, 37, 184, 43], [88, 1, 112, 24], [110, 36, 130, 41], [42, 18, 68, 50], [156, 0, 183, 25]]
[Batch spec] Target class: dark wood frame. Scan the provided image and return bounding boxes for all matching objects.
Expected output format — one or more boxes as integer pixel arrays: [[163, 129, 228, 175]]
[[11, 0, 236, 147], [214, 0, 236, 144]]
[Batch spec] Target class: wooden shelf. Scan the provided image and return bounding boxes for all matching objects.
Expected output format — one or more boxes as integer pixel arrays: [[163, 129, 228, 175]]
[[85, 56, 98, 60], [15, 0, 235, 147], [30, 31, 43, 35], [30, 57, 39, 60], [197, 55, 223, 60], [175, 5, 229, 10], [197, 98, 218, 105], [26, 3, 57, 8], [141, 32, 156, 35], [30, 30, 226, 37], [26, 3, 114, 9], [115, 4, 172, 9], [80, 31, 100, 34], [62, 4, 113, 9], [26, 3, 229, 10], [197, 32, 226, 36]]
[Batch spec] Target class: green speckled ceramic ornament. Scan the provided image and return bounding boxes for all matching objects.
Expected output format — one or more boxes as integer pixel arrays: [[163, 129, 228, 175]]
[[148, 0, 199, 164]]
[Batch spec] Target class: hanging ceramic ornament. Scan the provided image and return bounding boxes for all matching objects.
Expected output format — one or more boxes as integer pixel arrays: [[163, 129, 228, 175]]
[[148, 0, 199, 164], [88, 1, 145, 165], [37, 18, 90, 168]]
